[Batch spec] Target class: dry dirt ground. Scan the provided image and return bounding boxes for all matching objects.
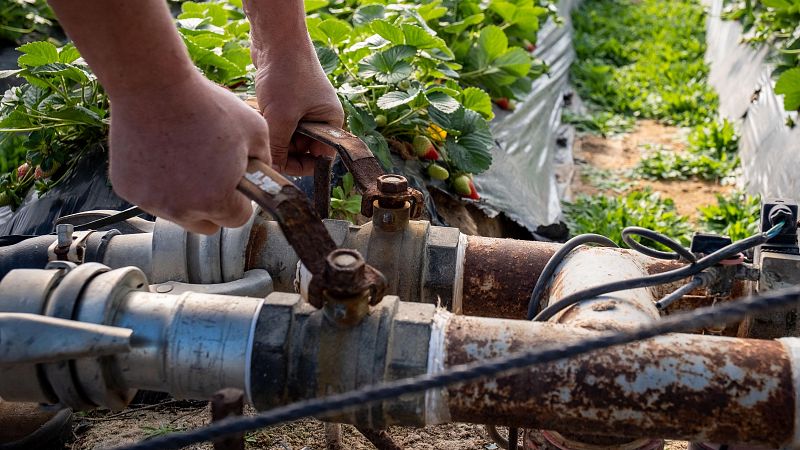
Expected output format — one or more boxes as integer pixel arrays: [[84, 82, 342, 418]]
[[570, 120, 732, 219], [70, 401, 496, 450]]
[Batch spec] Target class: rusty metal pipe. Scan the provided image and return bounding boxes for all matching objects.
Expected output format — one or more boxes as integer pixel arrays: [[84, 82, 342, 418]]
[[436, 313, 800, 448]]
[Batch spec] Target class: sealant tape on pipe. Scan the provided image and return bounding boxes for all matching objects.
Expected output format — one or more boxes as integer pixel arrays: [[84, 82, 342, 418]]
[[425, 308, 453, 425]]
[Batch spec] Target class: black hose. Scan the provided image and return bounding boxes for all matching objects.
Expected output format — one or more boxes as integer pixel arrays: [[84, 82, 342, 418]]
[[655, 276, 706, 310], [532, 224, 781, 322], [526, 234, 618, 320], [621, 226, 696, 262]]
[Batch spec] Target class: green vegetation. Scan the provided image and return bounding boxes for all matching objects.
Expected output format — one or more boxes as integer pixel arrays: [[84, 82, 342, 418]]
[[0, 0, 56, 43], [0, 42, 108, 208], [0, 0, 558, 207], [699, 190, 761, 241], [330, 172, 362, 222], [724, 0, 800, 113], [635, 118, 739, 181], [561, 110, 634, 136], [563, 189, 693, 247], [571, 0, 718, 126]]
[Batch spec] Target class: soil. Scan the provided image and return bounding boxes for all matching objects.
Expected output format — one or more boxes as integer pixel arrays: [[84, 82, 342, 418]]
[[69, 402, 495, 450], [570, 120, 732, 219]]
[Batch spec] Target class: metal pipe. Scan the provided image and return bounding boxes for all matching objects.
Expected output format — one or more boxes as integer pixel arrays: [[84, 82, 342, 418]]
[[437, 313, 798, 448], [1, 266, 798, 447]]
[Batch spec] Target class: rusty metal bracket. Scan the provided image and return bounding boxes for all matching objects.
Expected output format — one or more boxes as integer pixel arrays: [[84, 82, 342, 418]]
[[237, 159, 386, 311], [297, 122, 424, 219]]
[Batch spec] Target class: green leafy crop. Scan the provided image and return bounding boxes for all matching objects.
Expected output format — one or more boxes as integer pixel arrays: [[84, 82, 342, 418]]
[[177, 0, 253, 88], [330, 172, 362, 222], [0, 0, 56, 43], [0, 41, 108, 208], [699, 190, 761, 241], [636, 118, 740, 181], [724, 0, 800, 113], [571, 0, 718, 126], [563, 189, 693, 247]]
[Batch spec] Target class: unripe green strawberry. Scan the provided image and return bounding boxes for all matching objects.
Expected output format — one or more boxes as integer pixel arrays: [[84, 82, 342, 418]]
[[375, 114, 387, 127], [453, 175, 471, 196], [0, 192, 10, 207], [427, 164, 449, 181], [34, 162, 60, 180], [413, 135, 440, 160]]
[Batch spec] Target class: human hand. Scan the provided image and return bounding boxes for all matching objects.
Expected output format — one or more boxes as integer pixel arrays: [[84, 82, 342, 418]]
[[108, 74, 271, 235], [252, 46, 344, 176]]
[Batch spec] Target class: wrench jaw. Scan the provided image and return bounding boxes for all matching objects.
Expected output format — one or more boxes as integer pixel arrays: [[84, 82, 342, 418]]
[[238, 159, 387, 326]]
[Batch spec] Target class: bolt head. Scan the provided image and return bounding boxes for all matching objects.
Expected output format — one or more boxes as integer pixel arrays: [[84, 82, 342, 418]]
[[377, 174, 408, 194], [325, 249, 366, 285]]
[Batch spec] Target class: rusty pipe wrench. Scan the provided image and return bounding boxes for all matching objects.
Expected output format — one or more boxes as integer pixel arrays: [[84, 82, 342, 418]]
[[297, 122, 424, 219], [237, 159, 386, 309]]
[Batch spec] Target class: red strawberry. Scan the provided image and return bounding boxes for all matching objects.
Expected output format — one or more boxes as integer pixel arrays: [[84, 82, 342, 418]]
[[525, 41, 536, 52], [34, 162, 60, 180], [495, 97, 511, 110], [413, 135, 440, 160], [17, 162, 29, 179], [468, 179, 480, 200]]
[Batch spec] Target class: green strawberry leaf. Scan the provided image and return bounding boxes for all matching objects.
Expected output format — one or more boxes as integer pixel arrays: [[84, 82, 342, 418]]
[[461, 87, 494, 120], [17, 42, 59, 67], [371, 20, 405, 44], [314, 44, 340, 75], [319, 19, 353, 46], [478, 26, 508, 61], [775, 67, 800, 111], [358, 45, 416, 83], [353, 4, 386, 25], [377, 87, 422, 109], [427, 91, 460, 113], [304, 0, 329, 13]]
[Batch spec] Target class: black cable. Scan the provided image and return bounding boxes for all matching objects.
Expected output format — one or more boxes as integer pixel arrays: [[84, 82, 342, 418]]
[[655, 275, 706, 310], [526, 234, 618, 320], [532, 224, 781, 322], [58, 206, 145, 232], [621, 226, 696, 262], [113, 283, 800, 450]]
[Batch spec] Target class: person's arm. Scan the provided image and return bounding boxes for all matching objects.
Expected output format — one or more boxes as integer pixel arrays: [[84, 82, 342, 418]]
[[244, 0, 344, 175], [47, 0, 271, 234]]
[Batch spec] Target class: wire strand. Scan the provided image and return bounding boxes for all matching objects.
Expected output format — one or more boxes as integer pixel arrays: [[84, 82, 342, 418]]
[[533, 224, 782, 322], [114, 283, 800, 450], [526, 234, 618, 320]]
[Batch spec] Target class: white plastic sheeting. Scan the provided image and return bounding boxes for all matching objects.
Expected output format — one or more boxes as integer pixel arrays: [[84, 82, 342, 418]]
[[705, 0, 800, 201]]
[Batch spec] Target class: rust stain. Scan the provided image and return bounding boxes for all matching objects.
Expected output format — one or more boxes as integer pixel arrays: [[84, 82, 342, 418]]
[[245, 220, 268, 272], [462, 236, 559, 319], [443, 316, 794, 446]]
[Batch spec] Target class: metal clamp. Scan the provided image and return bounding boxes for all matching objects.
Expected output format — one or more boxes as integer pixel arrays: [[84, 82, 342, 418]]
[[48, 223, 95, 263]]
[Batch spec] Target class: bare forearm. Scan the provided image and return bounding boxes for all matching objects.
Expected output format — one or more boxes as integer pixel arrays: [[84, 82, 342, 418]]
[[243, 0, 315, 65], [47, 0, 199, 100]]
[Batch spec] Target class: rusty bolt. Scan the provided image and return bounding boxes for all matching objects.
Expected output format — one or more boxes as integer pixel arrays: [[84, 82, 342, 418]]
[[377, 174, 408, 194], [325, 248, 366, 287]]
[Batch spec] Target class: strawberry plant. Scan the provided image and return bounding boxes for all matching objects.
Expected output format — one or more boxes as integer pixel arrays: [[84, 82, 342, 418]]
[[571, 0, 718, 126], [635, 118, 740, 181], [176, 0, 253, 88], [0, 41, 108, 208], [699, 190, 761, 241], [563, 189, 693, 248], [305, 0, 548, 196], [330, 172, 362, 222], [0, 0, 56, 43], [723, 0, 800, 112]]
